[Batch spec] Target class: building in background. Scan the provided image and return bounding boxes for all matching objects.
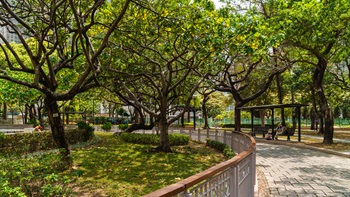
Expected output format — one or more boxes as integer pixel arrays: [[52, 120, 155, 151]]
[[0, 25, 21, 44]]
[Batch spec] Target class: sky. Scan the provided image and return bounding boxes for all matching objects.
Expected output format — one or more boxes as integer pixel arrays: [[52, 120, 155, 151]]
[[212, 0, 225, 8]]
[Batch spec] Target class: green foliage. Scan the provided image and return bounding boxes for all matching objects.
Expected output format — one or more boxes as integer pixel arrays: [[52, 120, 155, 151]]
[[77, 121, 95, 140], [101, 122, 113, 131], [184, 122, 194, 126], [119, 133, 190, 146], [27, 118, 39, 127], [206, 92, 230, 118], [0, 151, 72, 196], [206, 139, 235, 158], [118, 124, 129, 130], [168, 134, 190, 146], [0, 132, 5, 141], [120, 133, 159, 145], [94, 116, 107, 124], [222, 124, 235, 128]]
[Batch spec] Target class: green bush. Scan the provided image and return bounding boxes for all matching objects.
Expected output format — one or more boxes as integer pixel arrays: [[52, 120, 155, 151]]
[[206, 139, 235, 158], [101, 122, 112, 132], [168, 134, 190, 145], [119, 133, 189, 146], [0, 132, 5, 141], [27, 118, 39, 127], [77, 121, 95, 140], [118, 124, 129, 130], [222, 124, 235, 128], [120, 133, 158, 145], [184, 122, 194, 126], [222, 124, 277, 129]]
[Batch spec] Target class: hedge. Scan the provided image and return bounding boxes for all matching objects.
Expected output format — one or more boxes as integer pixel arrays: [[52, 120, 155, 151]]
[[0, 126, 94, 155], [221, 124, 274, 128], [206, 139, 235, 158], [119, 133, 190, 146]]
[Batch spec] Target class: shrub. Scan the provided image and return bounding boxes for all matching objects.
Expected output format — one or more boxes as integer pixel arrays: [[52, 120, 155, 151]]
[[222, 124, 235, 128], [184, 122, 194, 126], [0, 131, 5, 141], [27, 118, 39, 127], [119, 133, 158, 145], [118, 124, 129, 130], [77, 121, 95, 140], [168, 134, 190, 145], [101, 122, 112, 132], [206, 139, 235, 158], [119, 133, 189, 146]]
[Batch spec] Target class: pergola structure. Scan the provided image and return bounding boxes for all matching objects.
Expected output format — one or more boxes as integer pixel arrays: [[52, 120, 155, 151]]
[[60, 111, 85, 125], [237, 104, 308, 142]]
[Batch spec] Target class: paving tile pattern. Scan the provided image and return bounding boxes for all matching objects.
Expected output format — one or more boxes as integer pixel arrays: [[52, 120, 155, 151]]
[[256, 143, 350, 197]]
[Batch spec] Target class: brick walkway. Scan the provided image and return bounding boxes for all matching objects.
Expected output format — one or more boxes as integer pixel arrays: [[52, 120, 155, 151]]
[[256, 142, 350, 196]]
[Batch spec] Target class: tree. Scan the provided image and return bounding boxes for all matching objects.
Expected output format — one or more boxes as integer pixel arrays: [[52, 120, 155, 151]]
[[197, 86, 215, 129], [255, 0, 350, 143], [212, 6, 290, 131], [0, 0, 131, 168], [105, 0, 224, 152]]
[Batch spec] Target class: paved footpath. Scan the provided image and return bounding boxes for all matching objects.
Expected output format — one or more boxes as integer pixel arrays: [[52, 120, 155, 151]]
[[256, 142, 350, 196]]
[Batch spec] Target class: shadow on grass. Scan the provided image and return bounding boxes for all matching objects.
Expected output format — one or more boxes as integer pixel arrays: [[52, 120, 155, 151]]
[[69, 132, 225, 196]]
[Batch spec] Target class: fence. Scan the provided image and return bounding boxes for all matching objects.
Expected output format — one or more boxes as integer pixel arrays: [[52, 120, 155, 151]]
[[134, 128, 256, 197]]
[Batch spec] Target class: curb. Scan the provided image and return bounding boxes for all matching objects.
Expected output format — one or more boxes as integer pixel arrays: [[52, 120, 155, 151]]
[[255, 138, 350, 158]]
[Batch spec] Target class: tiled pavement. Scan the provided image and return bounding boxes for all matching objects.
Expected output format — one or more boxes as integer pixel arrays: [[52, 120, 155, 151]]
[[256, 142, 350, 196]]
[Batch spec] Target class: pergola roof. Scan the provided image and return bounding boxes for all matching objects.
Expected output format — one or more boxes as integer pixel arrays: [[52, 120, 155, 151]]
[[237, 103, 308, 110]]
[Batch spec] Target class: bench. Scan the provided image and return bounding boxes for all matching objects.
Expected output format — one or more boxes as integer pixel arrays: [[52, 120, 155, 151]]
[[251, 126, 269, 138], [278, 128, 295, 141]]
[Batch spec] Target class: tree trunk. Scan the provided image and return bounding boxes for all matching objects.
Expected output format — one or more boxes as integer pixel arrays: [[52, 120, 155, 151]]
[[313, 57, 333, 144], [24, 105, 28, 124], [234, 103, 243, 131], [323, 107, 334, 143], [187, 109, 190, 123], [202, 96, 210, 129], [318, 115, 324, 134], [155, 96, 172, 152], [157, 117, 172, 152], [274, 47, 285, 126], [134, 108, 140, 124], [260, 109, 265, 127], [44, 96, 72, 169], [276, 73, 285, 125], [310, 85, 317, 130], [3, 103, 7, 120]]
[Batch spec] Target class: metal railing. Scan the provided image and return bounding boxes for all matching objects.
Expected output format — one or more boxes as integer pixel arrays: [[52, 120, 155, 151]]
[[136, 128, 256, 197]]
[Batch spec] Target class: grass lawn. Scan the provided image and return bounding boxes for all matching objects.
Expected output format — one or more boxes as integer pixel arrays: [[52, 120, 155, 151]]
[[300, 129, 350, 152], [0, 132, 226, 196], [68, 132, 226, 196]]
